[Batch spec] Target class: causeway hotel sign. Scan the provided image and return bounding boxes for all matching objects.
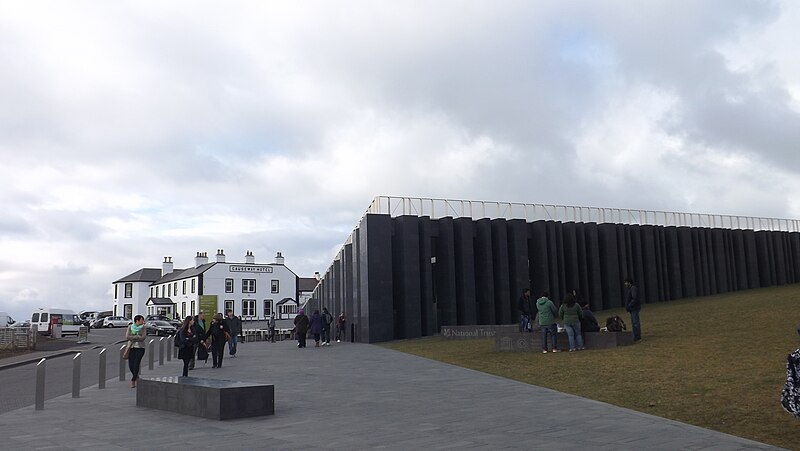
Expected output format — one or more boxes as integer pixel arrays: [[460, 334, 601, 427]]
[[229, 265, 274, 273]]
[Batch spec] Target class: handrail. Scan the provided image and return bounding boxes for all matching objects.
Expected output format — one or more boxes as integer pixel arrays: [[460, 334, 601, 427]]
[[366, 195, 800, 232]]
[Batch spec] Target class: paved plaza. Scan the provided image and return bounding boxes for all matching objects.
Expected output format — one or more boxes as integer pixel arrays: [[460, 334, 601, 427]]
[[0, 339, 781, 450]]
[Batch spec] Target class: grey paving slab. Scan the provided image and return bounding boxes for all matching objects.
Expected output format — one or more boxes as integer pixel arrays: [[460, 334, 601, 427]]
[[0, 339, 784, 450]]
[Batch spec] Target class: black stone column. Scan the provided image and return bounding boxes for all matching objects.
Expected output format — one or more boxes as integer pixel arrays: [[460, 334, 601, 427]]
[[392, 216, 422, 339], [474, 218, 495, 324], [359, 214, 394, 343], [491, 219, 511, 324], [454, 218, 477, 325]]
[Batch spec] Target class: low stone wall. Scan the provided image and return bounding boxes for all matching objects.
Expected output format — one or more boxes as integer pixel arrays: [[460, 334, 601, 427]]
[[495, 331, 635, 352], [440, 325, 518, 339]]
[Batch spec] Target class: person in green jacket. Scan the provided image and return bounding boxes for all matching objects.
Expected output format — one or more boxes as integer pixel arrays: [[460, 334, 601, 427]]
[[536, 292, 560, 353], [559, 293, 585, 351]]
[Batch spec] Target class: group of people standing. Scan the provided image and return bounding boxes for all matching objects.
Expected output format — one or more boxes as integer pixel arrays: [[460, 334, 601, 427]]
[[517, 277, 642, 353], [293, 308, 347, 348]]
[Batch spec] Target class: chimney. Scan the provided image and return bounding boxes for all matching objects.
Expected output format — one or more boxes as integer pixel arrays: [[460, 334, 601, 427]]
[[162, 257, 173, 276], [314, 271, 320, 280], [274, 252, 285, 265], [195, 251, 209, 267], [216, 249, 226, 263], [245, 250, 255, 264]]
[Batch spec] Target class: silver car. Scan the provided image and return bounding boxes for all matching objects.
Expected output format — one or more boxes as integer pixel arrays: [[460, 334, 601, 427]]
[[103, 316, 132, 328], [146, 320, 177, 336]]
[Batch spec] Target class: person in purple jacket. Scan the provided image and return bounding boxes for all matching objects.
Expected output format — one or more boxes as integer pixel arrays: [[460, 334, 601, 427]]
[[310, 310, 324, 347]]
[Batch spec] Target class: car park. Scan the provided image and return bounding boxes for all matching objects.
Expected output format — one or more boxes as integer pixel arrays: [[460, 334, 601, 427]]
[[103, 316, 132, 328], [146, 320, 177, 336]]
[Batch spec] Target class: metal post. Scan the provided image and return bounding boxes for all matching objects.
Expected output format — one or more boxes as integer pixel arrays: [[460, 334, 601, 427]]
[[72, 353, 81, 398], [148, 339, 155, 371], [35, 358, 45, 410], [166, 336, 172, 361], [158, 337, 165, 366], [98, 348, 106, 389], [119, 345, 126, 381]]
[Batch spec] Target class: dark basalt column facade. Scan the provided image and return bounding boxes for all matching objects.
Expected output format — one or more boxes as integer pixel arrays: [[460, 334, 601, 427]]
[[315, 214, 800, 343]]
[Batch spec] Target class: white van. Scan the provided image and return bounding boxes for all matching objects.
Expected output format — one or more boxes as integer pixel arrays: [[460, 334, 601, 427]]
[[30, 308, 81, 336]]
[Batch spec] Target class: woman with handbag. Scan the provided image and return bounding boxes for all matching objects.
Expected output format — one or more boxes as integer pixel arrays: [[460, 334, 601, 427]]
[[208, 313, 231, 368], [125, 315, 146, 388], [177, 316, 199, 377]]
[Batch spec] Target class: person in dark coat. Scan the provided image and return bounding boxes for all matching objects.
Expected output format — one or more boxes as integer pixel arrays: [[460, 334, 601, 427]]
[[321, 307, 334, 345], [225, 309, 242, 358], [294, 309, 310, 348], [189, 311, 207, 370], [517, 288, 533, 332], [579, 300, 600, 340], [310, 310, 324, 347], [623, 277, 642, 341], [208, 313, 231, 368], [177, 316, 199, 377]]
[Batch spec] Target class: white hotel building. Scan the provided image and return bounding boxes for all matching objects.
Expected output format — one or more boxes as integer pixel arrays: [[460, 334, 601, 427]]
[[112, 250, 308, 321]]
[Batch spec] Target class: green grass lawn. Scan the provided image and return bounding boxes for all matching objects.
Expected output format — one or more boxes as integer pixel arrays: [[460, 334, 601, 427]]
[[382, 284, 800, 450]]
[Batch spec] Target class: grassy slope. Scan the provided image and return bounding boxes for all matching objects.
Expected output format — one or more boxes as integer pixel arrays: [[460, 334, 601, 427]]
[[382, 284, 800, 450]]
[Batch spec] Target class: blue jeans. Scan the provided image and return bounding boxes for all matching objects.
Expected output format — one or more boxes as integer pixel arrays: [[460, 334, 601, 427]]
[[228, 334, 237, 355], [541, 324, 558, 351], [564, 323, 584, 350], [519, 314, 531, 332], [630, 310, 641, 340]]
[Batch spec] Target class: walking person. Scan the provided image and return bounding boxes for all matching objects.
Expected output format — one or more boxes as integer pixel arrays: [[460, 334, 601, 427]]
[[294, 309, 310, 348], [125, 315, 146, 388], [623, 278, 642, 341], [177, 316, 199, 377], [559, 293, 585, 351], [189, 311, 207, 370], [269, 312, 276, 343], [225, 309, 242, 358], [517, 288, 533, 332], [321, 307, 334, 345], [536, 292, 560, 353], [209, 313, 230, 368], [336, 311, 346, 342], [310, 310, 324, 347]]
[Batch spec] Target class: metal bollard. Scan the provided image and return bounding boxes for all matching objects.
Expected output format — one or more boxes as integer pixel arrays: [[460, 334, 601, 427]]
[[119, 345, 127, 381], [72, 353, 81, 398], [158, 337, 165, 366], [35, 358, 45, 410], [98, 348, 106, 389], [166, 336, 172, 361], [148, 339, 155, 370]]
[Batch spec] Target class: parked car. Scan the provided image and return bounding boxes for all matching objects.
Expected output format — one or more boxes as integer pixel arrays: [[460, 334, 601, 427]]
[[147, 314, 181, 328], [103, 316, 132, 328], [11, 320, 30, 328], [146, 320, 177, 336]]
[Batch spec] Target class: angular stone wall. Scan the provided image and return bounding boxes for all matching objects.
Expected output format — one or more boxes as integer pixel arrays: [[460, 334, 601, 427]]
[[317, 214, 800, 343]]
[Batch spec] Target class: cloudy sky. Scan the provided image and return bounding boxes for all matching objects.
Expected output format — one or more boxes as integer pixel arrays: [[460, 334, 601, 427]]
[[1, 1, 799, 321]]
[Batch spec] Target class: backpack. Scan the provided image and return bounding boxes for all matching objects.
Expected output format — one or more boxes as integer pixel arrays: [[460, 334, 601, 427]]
[[781, 349, 800, 418], [605, 315, 627, 332]]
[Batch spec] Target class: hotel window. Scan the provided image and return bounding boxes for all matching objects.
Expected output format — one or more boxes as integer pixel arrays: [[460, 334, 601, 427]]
[[224, 300, 234, 314], [168, 284, 172, 297], [182, 280, 186, 295], [150, 287, 154, 298], [242, 279, 256, 293], [225, 278, 234, 293], [115, 285, 118, 299], [191, 279, 196, 293], [191, 301, 196, 315], [271, 280, 279, 294], [263, 300, 273, 317], [173, 282, 177, 295], [124, 283, 133, 298], [181, 303, 186, 318], [242, 299, 256, 317]]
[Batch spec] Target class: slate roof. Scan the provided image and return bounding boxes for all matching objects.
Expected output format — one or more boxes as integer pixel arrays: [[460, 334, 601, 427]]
[[154, 263, 217, 284], [146, 298, 175, 305], [298, 277, 319, 292], [275, 297, 297, 306], [114, 268, 162, 284]]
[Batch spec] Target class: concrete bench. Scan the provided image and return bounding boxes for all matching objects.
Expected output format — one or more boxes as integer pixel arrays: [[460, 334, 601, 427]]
[[136, 376, 274, 420], [495, 331, 634, 352]]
